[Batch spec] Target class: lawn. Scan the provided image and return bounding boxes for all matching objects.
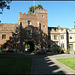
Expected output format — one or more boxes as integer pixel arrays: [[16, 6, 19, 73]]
[[56, 57, 75, 71], [0, 58, 32, 74]]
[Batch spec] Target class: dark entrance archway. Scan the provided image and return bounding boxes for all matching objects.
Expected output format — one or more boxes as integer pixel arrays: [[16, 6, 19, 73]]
[[25, 41, 34, 52]]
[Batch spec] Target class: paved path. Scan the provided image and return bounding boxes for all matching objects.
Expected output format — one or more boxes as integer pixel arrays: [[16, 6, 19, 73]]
[[30, 51, 75, 74]]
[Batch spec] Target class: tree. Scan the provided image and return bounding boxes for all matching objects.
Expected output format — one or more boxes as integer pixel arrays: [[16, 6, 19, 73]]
[[0, 0, 12, 14], [28, 4, 44, 14]]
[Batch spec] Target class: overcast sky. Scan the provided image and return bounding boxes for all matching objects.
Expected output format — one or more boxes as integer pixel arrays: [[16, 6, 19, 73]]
[[0, 1, 75, 29]]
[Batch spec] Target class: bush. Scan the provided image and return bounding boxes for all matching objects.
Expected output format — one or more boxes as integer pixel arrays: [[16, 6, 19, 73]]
[[46, 49, 52, 52], [60, 48, 65, 53], [66, 49, 70, 54], [1, 49, 6, 52], [61, 50, 64, 53], [6, 50, 15, 53], [52, 46, 61, 53]]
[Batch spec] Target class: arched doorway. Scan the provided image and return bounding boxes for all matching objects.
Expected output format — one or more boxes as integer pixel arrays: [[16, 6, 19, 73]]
[[25, 41, 34, 52]]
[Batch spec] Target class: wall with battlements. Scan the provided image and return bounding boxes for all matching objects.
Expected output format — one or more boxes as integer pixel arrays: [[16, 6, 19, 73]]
[[18, 9, 48, 35]]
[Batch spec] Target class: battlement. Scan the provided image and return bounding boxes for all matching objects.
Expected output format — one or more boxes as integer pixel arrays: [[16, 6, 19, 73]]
[[35, 8, 47, 13], [18, 8, 47, 18], [18, 12, 36, 18]]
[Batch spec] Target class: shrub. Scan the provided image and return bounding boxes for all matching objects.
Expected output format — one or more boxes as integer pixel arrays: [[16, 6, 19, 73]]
[[61, 50, 64, 53], [66, 49, 70, 54], [46, 49, 52, 52], [6, 50, 15, 53], [60, 48, 65, 53], [52, 46, 61, 53]]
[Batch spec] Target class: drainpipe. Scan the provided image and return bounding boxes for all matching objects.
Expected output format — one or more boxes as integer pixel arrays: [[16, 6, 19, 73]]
[[39, 23, 43, 50], [19, 22, 22, 53]]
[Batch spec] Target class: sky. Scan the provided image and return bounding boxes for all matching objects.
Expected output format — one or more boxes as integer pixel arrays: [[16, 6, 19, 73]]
[[0, 1, 75, 30]]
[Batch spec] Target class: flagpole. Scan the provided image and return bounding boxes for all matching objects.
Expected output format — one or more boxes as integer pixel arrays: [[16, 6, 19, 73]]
[[33, 0, 35, 13]]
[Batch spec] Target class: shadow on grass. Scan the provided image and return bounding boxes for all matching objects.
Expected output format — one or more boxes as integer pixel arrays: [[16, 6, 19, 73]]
[[0, 58, 32, 74]]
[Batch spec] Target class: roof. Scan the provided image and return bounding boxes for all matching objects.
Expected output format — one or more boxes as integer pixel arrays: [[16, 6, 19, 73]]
[[0, 23, 19, 28]]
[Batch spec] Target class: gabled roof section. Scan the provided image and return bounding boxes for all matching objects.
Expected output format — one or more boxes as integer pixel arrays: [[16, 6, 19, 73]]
[[0, 23, 19, 28]]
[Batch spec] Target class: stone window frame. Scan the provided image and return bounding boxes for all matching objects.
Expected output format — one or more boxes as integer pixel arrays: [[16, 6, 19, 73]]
[[61, 35, 64, 39], [70, 36, 72, 39], [61, 43, 64, 48], [27, 20, 31, 25], [43, 33, 46, 37], [2, 34, 6, 39], [27, 29, 32, 35], [54, 35, 57, 40], [43, 25, 45, 28], [13, 34, 17, 38], [42, 15, 44, 18]]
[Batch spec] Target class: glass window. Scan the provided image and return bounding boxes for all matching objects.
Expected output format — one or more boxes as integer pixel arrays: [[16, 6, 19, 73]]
[[61, 35, 64, 39], [2, 35, 6, 39], [61, 43, 64, 48], [43, 25, 45, 28], [54, 35, 57, 40], [43, 33, 46, 37], [42, 15, 44, 18], [27, 30, 32, 35], [28, 21, 31, 25], [13, 34, 17, 38], [70, 36, 72, 39]]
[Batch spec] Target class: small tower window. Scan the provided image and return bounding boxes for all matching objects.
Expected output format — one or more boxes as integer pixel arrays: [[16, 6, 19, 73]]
[[43, 25, 45, 28], [27, 29, 32, 35], [28, 21, 30, 25], [42, 15, 44, 18]]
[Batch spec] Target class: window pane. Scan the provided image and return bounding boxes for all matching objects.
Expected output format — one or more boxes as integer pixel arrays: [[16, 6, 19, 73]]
[[43, 25, 45, 28], [27, 30, 32, 35], [13, 35, 17, 38], [54, 35, 57, 40], [28, 21, 30, 25], [61, 35, 64, 39], [2, 35, 6, 39], [43, 33, 46, 37], [70, 36, 72, 39]]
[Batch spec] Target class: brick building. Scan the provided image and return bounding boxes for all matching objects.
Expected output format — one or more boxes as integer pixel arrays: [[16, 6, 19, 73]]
[[0, 9, 48, 52], [1, 8, 74, 52]]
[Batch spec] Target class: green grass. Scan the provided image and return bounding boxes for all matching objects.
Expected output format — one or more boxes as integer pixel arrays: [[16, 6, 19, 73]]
[[56, 57, 75, 70], [0, 58, 32, 74]]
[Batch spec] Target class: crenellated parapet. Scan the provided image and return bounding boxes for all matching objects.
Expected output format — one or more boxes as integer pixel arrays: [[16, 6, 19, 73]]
[[35, 8, 47, 13]]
